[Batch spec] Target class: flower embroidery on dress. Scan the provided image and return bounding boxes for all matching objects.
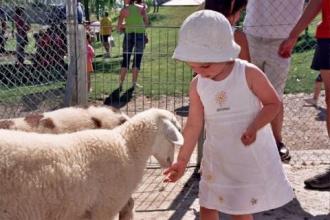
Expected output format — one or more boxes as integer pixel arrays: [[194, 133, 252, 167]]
[[206, 174, 213, 182], [215, 91, 230, 111], [215, 91, 227, 106], [251, 198, 258, 205]]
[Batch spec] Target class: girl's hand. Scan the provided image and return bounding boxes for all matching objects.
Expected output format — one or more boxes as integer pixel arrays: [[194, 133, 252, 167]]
[[163, 160, 187, 183], [241, 126, 257, 146]]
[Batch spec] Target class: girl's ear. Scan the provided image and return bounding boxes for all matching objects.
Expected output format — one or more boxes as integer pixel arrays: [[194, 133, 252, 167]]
[[227, 15, 235, 25]]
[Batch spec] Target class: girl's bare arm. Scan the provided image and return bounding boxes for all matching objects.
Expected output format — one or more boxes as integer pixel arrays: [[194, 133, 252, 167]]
[[177, 77, 204, 165]]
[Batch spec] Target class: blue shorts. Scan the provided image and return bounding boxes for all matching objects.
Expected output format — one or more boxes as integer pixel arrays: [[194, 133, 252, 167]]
[[121, 33, 146, 70], [101, 35, 109, 43], [311, 39, 330, 71]]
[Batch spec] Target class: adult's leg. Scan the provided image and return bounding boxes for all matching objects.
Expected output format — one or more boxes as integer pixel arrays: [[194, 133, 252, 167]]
[[246, 34, 290, 160], [263, 38, 291, 161], [131, 33, 145, 86], [304, 70, 330, 190], [200, 206, 219, 220], [304, 38, 330, 190], [320, 70, 330, 137], [104, 36, 110, 55], [119, 33, 134, 87], [0, 32, 5, 53]]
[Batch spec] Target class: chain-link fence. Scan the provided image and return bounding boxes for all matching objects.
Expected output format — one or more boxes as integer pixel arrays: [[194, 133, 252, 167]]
[[87, 1, 329, 165], [0, 0, 69, 118], [0, 1, 329, 165]]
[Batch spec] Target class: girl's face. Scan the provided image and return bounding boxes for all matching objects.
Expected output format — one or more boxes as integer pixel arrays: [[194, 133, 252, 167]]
[[187, 62, 228, 79]]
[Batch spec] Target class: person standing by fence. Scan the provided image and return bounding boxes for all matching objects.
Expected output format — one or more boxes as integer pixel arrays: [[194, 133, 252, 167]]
[[243, 0, 305, 162], [100, 11, 112, 58], [0, 7, 7, 54], [204, 0, 250, 61], [279, 0, 330, 190], [86, 32, 95, 92], [117, 0, 148, 90], [13, 6, 30, 66], [164, 10, 294, 220]]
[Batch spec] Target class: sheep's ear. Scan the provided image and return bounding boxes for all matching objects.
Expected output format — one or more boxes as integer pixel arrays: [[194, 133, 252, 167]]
[[163, 119, 184, 146]]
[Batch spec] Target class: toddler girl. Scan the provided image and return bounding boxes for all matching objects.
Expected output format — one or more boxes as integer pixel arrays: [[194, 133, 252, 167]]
[[164, 10, 294, 220]]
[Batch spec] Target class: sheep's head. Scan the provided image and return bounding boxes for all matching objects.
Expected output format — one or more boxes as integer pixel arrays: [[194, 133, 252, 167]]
[[88, 105, 129, 129], [151, 111, 183, 168]]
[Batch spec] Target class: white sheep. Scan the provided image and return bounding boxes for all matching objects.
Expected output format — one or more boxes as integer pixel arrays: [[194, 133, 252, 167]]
[[0, 105, 133, 220], [0, 105, 129, 133], [0, 108, 183, 220]]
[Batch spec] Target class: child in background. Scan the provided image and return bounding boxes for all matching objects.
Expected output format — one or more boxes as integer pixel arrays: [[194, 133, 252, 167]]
[[305, 73, 323, 106], [164, 10, 294, 220], [100, 11, 112, 58], [34, 29, 50, 69], [86, 32, 95, 92], [204, 0, 250, 61]]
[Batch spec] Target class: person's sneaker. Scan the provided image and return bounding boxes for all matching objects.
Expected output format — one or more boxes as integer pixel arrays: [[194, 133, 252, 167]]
[[277, 142, 291, 162], [132, 83, 143, 89], [104, 52, 111, 58], [304, 98, 318, 106], [304, 169, 330, 190]]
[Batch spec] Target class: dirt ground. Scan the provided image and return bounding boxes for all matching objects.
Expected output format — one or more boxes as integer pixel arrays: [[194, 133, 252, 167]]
[[115, 92, 330, 219], [103, 91, 330, 153], [132, 150, 330, 220]]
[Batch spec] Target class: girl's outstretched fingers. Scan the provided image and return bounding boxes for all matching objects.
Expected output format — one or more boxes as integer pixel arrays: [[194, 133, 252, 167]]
[[163, 167, 178, 183], [163, 162, 185, 183]]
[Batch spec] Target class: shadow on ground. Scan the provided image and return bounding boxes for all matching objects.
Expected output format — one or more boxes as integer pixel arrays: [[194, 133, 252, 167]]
[[174, 105, 189, 117], [167, 167, 200, 220], [103, 87, 135, 108], [316, 106, 327, 121]]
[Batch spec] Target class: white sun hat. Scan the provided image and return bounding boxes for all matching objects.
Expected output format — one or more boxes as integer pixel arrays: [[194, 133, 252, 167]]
[[173, 10, 241, 63]]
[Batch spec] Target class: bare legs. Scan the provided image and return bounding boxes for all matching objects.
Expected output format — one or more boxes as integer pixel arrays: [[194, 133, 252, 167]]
[[200, 207, 253, 220], [119, 67, 140, 88], [320, 70, 330, 137], [103, 41, 110, 57]]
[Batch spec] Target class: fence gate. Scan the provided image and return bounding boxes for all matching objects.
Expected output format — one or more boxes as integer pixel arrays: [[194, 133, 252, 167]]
[[0, 0, 84, 119]]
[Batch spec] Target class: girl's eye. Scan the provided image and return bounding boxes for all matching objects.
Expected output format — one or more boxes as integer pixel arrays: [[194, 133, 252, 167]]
[[201, 65, 210, 69]]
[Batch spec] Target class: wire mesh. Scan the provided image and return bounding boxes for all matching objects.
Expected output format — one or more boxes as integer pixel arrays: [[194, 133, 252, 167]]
[[0, 0, 68, 118], [88, 1, 329, 166], [0, 1, 329, 166]]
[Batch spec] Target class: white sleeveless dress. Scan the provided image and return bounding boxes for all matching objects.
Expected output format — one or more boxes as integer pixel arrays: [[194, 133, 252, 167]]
[[197, 59, 294, 215]]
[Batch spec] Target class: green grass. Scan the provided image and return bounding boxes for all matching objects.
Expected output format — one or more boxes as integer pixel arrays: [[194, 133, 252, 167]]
[[90, 6, 198, 99], [0, 82, 65, 103], [0, 6, 321, 102], [89, 6, 322, 99]]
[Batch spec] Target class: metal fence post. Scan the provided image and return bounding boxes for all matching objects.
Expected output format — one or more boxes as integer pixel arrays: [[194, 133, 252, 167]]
[[64, 0, 78, 106], [76, 24, 88, 105]]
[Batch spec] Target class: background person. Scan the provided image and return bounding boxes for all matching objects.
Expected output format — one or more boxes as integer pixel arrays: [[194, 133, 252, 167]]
[[86, 32, 95, 92], [100, 11, 112, 58], [279, 0, 330, 190], [304, 73, 323, 106], [13, 7, 30, 66], [117, 0, 148, 90], [243, 0, 305, 162], [204, 0, 250, 61], [0, 7, 7, 53]]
